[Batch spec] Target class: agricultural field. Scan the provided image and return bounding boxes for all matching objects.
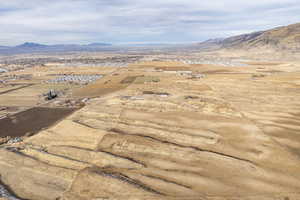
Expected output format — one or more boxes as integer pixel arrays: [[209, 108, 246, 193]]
[[0, 56, 122, 144], [0, 56, 300, 200], [1, 2, 300, 200]]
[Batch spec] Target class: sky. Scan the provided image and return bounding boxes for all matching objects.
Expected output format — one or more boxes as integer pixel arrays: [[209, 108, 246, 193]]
[[0, 0, 299, 45]]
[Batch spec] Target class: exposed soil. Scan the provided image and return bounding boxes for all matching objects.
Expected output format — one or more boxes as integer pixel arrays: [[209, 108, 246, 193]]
[[0, 84, 34, 95], [201, 69, 231, 74], [120, 76, 142, 84], [155, 66, 191, 71], [0, 107, 77, 138]]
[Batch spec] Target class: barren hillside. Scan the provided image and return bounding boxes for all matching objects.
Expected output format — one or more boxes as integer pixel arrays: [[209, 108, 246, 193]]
[[199, 22, 300, 51]]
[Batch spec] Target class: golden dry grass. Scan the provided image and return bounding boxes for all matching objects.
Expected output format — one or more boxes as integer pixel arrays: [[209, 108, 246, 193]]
[[1, 61, 300, 200]]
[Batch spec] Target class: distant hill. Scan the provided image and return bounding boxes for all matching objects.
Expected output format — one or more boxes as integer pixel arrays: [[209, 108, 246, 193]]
[[15, 42, 112, 48], [0, 42, 113, 54], [198, 22, 300, 51], [16, 42, 48, 48]]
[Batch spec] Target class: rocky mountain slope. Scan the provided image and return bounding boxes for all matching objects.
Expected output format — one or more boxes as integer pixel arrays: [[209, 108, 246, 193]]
[[199, 22, 300, 51]]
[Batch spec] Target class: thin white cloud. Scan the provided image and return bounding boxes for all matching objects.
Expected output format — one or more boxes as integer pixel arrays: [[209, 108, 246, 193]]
[[0, 0, 299, 45]]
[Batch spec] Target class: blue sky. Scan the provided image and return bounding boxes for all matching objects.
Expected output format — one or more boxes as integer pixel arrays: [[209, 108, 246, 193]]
[[0, 0, 299, 45]]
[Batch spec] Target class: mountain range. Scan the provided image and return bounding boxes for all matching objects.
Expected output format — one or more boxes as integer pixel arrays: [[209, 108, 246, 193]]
[[0, 42, 113, 54], [198, 22, 300, 51], [1, 22, 300, 54]]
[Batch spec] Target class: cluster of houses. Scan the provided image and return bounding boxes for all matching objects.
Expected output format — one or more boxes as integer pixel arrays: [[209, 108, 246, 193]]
[[46, 74, 103, 84]]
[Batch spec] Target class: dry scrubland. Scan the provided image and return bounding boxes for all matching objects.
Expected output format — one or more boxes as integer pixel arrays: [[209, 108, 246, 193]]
[[0, 60, 300, 200]]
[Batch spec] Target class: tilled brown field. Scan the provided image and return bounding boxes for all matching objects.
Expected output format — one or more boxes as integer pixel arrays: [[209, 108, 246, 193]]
[[0, 107, 77, 138]]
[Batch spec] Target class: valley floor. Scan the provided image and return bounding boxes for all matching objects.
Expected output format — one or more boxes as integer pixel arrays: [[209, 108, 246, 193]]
[[0, 60, 300, 200]]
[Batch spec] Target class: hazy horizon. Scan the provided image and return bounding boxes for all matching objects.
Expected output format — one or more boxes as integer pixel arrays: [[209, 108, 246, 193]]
[[0, 41, 204, 47]]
